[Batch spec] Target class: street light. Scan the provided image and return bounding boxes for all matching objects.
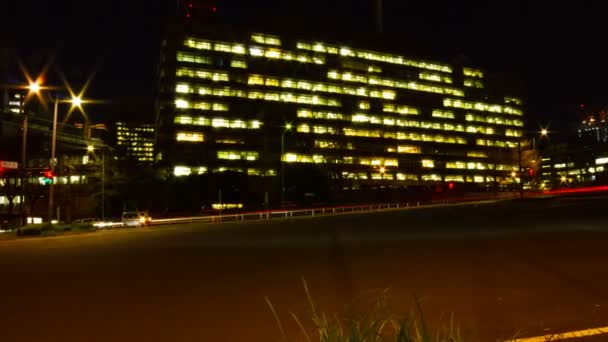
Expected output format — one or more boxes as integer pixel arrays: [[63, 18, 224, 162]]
[[19, 80, 44, 225], [516, 128, 550, 199], [71, 96, 82, 108], [28, 81, 40, 94], [280, 122, 292, 206], [87, 145, 95, 152], [48, 93, 91, 222]]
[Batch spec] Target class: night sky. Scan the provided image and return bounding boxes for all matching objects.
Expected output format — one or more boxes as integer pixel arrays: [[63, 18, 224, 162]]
[[4, 0, 607, 139]]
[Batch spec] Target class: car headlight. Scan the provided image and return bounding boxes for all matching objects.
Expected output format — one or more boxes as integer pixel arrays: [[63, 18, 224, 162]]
[[139, 217, 145, 223]]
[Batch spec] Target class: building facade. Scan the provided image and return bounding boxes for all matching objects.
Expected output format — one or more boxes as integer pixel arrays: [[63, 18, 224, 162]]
[[156, 30, 524, 191], [115, 122, 155, 163], [539, 144, 608, 189]]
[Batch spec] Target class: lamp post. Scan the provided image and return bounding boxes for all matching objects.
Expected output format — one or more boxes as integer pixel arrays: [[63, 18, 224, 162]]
[[19, 81, 40, 225], [516, 129, 549, 199], [280, 123, 292, 206], [48, 95, 84, 223]]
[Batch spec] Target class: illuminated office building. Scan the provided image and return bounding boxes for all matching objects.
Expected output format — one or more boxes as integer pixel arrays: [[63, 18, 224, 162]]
[[156, 31, 524, 187], [115, 122, 155, 163]]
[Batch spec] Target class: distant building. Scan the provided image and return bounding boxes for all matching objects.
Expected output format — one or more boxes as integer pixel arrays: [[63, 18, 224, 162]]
[[115, 122, 155, 163], [578, 113, 608, 144], [539, 143, 608, 189], [155, 15, 526, 200]]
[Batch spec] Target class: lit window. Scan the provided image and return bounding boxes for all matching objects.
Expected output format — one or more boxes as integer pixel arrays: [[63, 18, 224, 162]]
[[217, 151, 259, 161], [396, 173, 418, 181], [463, 67, 484, 78], [445, 175, 464, 182], [446, 161, 466, 169], [177, 52, 211, 64], [251, 33, 281, 46], [422, 159, 434, 168], [432, 109, 455, 119], [176, 84, 191, 93], [174, 166, 191, 177], [422, 174, 441, 181], [231, 59, 247, 68], [175, 99, 189, 108], [176, 132, 204, 142], [397, 145, 420, 154], [596, 157, 608, 165]]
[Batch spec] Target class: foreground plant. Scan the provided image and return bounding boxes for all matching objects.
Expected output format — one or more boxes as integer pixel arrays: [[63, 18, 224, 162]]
[[265, 278, 465, 342]]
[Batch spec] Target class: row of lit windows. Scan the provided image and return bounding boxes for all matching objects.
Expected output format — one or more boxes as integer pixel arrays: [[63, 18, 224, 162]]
[[217, 150, 259, 161], [504, 96, 523, 105], [465, 113, 523, 127], [419, 72, 453, 84], [176, 67, 230, 81], [251, 33, 281, 46], [177, 84, 342, 106], [176, 84, 247, 98], [443, 98, 523, 116], [476, 139, 518, 148], [231, 59, 247, 68], [445, 161, 488, 170], [295, 41, 453, 73], [177, 51, 212, 65], [464, 79, 484, 88], [315, 140, 354, 149], [175, 99, 230, 111], [174, 115, 263, 129], [340, 173, 499, 183], [298, 126, 470, 145], [387, 145, 421, 154], [247, 74, 396, 100], [431, 110, 455, 119], [463, 67, 484, 78], [327, 70, 465, 97], [383, 104, 419, 115], [176, 132, 204, 142], [184, 37, 326, 65], [174, 165, 276, 177], [298, 109, 344, 120]]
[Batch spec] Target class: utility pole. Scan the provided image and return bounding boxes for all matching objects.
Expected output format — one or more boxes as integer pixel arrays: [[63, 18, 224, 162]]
[[48, 97, 58, 222], [19, 95, 28, 226]]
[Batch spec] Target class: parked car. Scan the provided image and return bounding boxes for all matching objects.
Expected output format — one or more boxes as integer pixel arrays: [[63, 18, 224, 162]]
[[121, 211, 151, 227]]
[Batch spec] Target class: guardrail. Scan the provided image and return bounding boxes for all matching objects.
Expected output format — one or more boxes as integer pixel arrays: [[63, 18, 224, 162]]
[[149, 195, 505, 227]]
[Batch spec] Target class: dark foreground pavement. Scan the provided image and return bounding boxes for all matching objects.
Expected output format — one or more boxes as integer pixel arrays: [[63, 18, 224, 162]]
[[1, 195, 608, 341]]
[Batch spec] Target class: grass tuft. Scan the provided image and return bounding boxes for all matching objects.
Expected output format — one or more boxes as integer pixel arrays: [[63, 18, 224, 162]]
[[266, 279, 467, 342]]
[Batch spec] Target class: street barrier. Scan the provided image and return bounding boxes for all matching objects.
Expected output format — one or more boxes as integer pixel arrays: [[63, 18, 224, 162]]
[[149, 195, 508, 227]]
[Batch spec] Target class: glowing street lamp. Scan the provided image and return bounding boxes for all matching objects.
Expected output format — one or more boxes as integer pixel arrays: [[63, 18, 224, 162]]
[[87, 145, 95, 152], [28, 81, 41, 94], [71, 96, 83, 108], [540, 128, 548, 136]]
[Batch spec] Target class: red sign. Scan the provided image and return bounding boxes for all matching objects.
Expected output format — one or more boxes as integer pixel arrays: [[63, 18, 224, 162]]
[[0, 161, 18, 169]]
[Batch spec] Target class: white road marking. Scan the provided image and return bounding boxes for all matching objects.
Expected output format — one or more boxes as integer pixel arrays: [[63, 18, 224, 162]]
[[509, 325, 608, 341]]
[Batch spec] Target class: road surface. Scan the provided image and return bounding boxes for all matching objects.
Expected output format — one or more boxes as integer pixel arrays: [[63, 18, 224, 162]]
[[1, 195, 608, 341]]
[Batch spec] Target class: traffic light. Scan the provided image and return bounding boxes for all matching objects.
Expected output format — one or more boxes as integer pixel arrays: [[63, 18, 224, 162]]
[[448, 182, 454, 190], [528, 168, 535, 177], [42, 170, 54, 184]]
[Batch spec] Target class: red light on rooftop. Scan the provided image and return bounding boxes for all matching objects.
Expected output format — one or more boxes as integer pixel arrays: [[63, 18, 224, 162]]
[[211, 6, 217, 12], [580, 103, 585, 109], [188, 3, 193, 8]]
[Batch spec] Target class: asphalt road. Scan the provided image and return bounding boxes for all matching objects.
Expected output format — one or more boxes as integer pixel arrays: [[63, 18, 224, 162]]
[[1, 195, 608, 341]]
